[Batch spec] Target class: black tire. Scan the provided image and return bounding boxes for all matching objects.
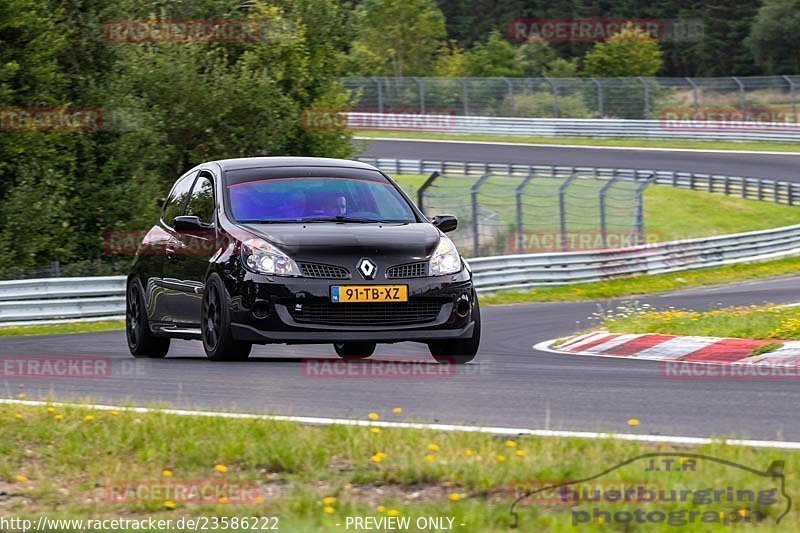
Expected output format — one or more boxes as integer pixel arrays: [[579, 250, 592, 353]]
[[334, 342, 376, 360], [202, 273, 252, 361], [126, 280, 170, 358], [428, 298, 481, 364]]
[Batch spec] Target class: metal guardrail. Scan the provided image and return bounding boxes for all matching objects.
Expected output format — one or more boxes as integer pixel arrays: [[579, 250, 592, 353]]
[[362, 158, 800, 205], [2, 223, 800, 320], [1, 158, 798, 321], [348, 113, 800, 142], [468, 224, 800, 292], [0, 277, 126, 324]]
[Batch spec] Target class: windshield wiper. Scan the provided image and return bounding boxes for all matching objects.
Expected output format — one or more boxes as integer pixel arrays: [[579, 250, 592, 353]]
[[296, 216, 408, 223]]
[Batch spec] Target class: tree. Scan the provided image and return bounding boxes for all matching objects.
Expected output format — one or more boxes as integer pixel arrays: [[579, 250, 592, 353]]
[[583, 23, 663, 77], [463, 31, 525, 77], [0, 0, 354, 277], [747, 0, 800, 74], [346, 0, 446, 77]]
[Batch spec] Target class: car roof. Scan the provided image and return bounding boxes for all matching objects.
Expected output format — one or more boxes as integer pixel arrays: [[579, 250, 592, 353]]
[[213, 156, 379, 172]]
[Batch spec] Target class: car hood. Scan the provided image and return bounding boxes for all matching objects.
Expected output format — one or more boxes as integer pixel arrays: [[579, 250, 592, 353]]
[[240, 222, 441, 262]]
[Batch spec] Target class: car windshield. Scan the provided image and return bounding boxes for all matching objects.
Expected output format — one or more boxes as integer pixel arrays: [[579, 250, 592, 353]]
[[227, 175, 417, 223]]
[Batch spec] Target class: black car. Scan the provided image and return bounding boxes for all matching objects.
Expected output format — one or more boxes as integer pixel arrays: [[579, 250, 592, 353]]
[[126, 157, 480, 363]]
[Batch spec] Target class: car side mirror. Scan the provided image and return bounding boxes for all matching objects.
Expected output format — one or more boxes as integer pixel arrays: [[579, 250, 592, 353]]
[[173, 215, 204, 231], [431, 214, 458, 233]]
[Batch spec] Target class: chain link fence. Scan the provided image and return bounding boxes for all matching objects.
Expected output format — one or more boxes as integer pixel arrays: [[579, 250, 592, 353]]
[[416, 168, 653, 257], [342, 76, 800, 120]]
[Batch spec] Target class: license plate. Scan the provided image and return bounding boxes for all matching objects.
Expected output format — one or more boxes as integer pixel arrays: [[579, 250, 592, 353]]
[[331, 285, 408, 303]]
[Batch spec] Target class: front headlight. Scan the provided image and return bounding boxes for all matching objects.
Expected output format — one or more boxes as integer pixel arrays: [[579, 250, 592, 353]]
[[429, 236, 462, 276], [241, 238, 301, 276]]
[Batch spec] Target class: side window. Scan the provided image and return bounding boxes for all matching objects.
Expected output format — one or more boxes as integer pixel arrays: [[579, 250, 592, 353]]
[[185, 174, 215, 224], [162, 171, 198, 225]]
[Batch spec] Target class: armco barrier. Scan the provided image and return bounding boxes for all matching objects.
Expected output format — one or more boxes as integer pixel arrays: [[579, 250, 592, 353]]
[[468, 224, 800, 292], [0, 277, 126, 323], [2, 223, 800, 321], [359, 158, 800, 205], [347, 113, 800, 142]]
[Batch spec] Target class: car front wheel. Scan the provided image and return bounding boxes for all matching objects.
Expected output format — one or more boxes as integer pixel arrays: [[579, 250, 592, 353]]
[[202, 273, 252, 361]]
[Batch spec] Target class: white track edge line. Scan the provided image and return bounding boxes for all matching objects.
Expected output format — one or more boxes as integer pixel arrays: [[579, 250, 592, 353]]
[[354, 136, 800, 156], [2, 398, 799, 450]]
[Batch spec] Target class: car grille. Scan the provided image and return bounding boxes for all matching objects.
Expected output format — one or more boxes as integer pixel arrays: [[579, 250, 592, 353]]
[[290, 301, 441, 326], [298, 262, 349, 279], [386, 262, 427, 279]]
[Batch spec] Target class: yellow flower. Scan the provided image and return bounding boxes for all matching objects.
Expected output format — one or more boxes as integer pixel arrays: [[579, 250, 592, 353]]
[[370, 452, 385, 463], [505, 440, 517, 447], [323, 496, 336, 505], [628, 418, 640, 427], [162, 470, 173, 478], [515, 450, 526, 457], [13, 413, 22, 420], [252, 496, 264, 504], [110, 410, 119, 416], [387, 509, 400, 517], [323, 506, 335, 515], [376, 505, 387, 513], [448, 493, 461, 502], [16, 393, 25, 400], [218, 497, 229, 504], [15, 475, 27, 483], [214, 464, 228, 473], [164, 500, 176, 510], [596, 516, 604, 524], [496, 454, 506, 462], [427, 443, 440, 452], [424, 454, 435, 463], [370, 427, 381, 434], [47, 407, 56, 414], [53, 414, 63, 421], [84, 415, 95, 422], [392, 407, 402, 414], [464, 449, 473, 457], [368, 412, 379, 421]]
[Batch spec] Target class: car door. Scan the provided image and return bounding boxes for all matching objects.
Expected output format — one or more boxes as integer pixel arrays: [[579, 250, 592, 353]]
[[167, 171, 218, 326], [153, 170, 198, 326]]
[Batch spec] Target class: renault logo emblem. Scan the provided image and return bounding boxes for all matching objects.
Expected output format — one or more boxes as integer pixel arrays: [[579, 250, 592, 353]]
[[357, 258, 377, 279]]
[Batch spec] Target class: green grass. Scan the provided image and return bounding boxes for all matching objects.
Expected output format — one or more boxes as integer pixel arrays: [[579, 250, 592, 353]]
[[1, 401, 798, 531], [355, 130, 800, 153], [478, 255, 800, 305], [0, 319, 124, 337], [600, 303, 800, 340]]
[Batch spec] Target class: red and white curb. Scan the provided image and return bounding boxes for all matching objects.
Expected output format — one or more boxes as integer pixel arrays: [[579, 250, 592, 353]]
[[536, 331, 800, 367]]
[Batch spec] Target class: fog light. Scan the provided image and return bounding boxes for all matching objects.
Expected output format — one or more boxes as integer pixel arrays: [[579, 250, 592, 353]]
[[252, 301, 271, 319], [455, 295, 471, 317]]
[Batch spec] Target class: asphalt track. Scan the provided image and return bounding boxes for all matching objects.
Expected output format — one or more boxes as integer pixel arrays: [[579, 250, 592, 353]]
[[2, 140, 800, 443], [355, 138, 800, 181], [2, 276, 799, 441]]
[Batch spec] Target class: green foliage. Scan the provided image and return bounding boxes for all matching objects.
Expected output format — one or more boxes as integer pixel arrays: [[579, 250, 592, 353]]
[[0, 0, 352, 277], [346, 0, 447, 77], [747, 0, 800, 74], [462, 31, 524, 77], [583, 23, 664, 77]]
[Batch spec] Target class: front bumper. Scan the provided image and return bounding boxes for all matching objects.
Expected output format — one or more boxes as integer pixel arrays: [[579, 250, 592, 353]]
[[226, 269, 476, 344]]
